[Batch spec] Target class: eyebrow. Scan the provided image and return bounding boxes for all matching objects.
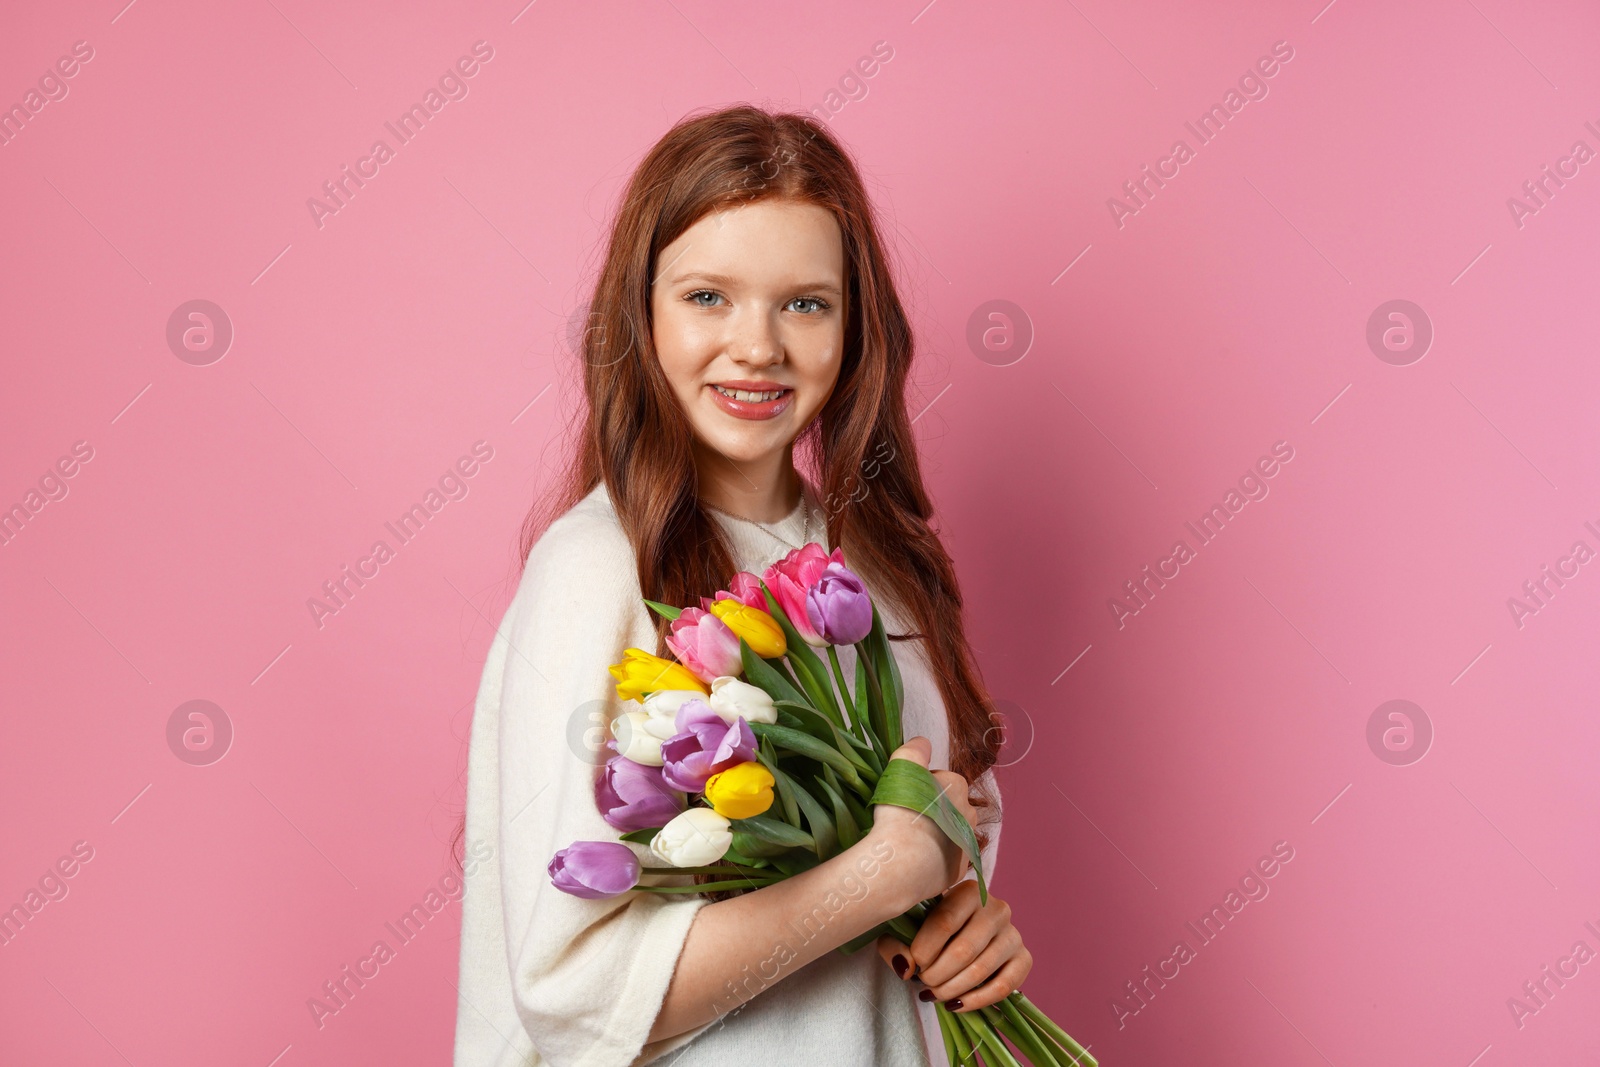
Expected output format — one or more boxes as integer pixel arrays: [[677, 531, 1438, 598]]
[[672, 270, 843, 295]]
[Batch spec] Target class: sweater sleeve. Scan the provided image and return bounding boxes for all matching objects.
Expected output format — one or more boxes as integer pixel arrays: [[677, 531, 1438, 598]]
[[495, 509, 716, 1067]]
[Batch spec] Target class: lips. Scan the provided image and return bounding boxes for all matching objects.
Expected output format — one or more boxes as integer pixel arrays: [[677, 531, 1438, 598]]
[[706, 383, 793, 421]]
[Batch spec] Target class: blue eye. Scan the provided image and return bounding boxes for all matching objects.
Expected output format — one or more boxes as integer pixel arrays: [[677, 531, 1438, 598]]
[[683, 290, 830, 313]]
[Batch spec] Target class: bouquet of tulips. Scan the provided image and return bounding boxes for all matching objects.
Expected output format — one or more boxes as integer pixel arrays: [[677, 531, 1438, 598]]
[[546, 543, 1095, 1067]]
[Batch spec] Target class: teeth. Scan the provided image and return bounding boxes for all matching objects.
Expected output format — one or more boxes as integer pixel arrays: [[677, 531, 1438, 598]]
[[713, 385, 786, 403]]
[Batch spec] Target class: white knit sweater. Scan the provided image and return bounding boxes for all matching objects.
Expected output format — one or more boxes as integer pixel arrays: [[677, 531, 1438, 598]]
[[452, 480, 1002, 1066]]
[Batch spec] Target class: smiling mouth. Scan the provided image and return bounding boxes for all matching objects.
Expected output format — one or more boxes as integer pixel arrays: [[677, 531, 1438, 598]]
[[711, 384, 790, 402], [705, 383, 794, 421]]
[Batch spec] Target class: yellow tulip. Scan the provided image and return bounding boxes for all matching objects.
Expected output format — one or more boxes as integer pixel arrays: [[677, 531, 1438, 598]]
[[708, 599, 787, 658], [703, 761, 776, 820], [608, 648, 709, 703]]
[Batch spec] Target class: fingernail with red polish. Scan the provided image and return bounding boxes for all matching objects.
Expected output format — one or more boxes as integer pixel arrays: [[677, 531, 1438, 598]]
[[891, 954, 909, 978], [950, 998, 964, 1011], [918, 988, 936, 1002]]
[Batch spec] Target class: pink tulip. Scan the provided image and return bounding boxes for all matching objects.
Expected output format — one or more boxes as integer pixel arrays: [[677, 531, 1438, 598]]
[[665, 607, 743, 683], [762, 543, 846, 647], [701, 570, 767, 613]]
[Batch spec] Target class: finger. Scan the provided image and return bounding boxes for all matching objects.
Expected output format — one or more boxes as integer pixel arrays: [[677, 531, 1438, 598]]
[[916, 907, 1009, 990], [907, 882, 982, 980], [948, 953, 1032, 1014], [875, 934, 915, 981], [922, 924, 1021, 1001], [888, 736, 932, 767]]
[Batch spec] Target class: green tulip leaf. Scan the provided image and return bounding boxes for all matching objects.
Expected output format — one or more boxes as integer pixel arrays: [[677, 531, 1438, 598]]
[[729, 815, 815, 850], [642, 599, 682, 621], [768, 850, 821, 878], [829, 722, 875, 776], [758, 580, 849, 727], [774, 699, 837, 743], [740, 639, 809, 707], [750, 723, 865, 791], [722, 842, 776, 866], [869, 757, 987, 905], [864, 605, 904, 747], [619, 826, 661, 844], [755, 739, 802, 827], [780, 766, 837, 860], [838, 922, 894, 956], [816, 767, 861, 850]]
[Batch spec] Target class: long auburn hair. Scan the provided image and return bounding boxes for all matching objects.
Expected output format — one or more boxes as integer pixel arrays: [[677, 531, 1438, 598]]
[[460, 106, 1001, 872]]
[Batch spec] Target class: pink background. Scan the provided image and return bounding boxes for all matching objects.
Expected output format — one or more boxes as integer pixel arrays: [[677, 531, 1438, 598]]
[[3, 0, 1598, 1063]]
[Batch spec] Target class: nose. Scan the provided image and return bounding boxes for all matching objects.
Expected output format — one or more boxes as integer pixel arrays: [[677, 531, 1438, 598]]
[[727, 305, 783, 368]]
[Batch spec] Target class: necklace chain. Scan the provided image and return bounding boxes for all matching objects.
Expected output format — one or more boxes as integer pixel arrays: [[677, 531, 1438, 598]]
[[706, 489, 817, 552]]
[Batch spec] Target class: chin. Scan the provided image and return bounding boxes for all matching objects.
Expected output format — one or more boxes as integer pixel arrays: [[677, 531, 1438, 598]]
[[690, 415, 775, 454], [704, 434, 782, 465]]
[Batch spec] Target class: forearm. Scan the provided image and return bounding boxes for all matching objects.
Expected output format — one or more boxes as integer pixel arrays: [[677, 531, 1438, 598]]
[[647, 832, 915, 1043]]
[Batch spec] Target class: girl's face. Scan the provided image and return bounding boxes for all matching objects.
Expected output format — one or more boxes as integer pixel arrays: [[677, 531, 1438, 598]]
[[651, 197, 846, 474]]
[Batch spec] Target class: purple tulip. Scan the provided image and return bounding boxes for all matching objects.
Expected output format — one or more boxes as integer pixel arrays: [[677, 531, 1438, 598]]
[[764, 544, 843, 646], [660, 699, 757, 793], [547, 841, 641, 900], [805, 561, 873, 645], [665, 607, 743, 683], [596, 753, 686, 831]]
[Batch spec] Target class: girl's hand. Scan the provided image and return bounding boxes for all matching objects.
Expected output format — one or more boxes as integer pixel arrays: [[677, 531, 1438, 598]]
[[875, 880, 1033, 1012], [866, 736, 981, 906]]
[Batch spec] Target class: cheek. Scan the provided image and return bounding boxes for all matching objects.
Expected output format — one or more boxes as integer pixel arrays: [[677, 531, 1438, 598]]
[[809, 336, 843, 386], [796, 342, 842, 413], [651, 307, 709, 386]]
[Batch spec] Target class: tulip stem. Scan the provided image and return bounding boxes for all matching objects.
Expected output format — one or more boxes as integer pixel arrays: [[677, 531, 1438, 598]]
[[825, 646, 861, 734], [1011, 992, 1096, 1066], [857, 651, 891, 761], [638, 864, 771, 877], [987, 1000, 1062, 1067], [634, 877, 782, 893], [939, 1002, 976, 1064]]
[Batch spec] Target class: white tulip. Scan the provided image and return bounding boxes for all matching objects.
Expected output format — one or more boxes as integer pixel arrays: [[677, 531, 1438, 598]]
[[649, 807, 733, 867], [708, 676, 777, 725], [642, 689, 706, 723], [610, 710, 677, 766]]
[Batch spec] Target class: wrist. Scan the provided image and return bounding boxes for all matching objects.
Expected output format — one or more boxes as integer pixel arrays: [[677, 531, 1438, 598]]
[[861, 822, 938, 915]]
